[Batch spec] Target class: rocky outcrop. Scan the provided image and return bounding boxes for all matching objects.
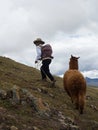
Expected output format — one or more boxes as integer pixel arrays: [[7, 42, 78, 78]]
[[0, 85, 98, 130]]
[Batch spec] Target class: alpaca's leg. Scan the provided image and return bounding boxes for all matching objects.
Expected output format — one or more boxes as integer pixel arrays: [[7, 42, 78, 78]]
[[65, 89, 73, 103], [67, 91, 73, 103], [75, 100, 79, 109], [75, 96, 79, 109], [65, 88, 71, 97], [79, 95, 85, 114]]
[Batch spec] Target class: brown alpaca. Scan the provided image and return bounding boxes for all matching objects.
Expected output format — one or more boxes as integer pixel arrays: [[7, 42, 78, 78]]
[[63, 55, 86, 114]]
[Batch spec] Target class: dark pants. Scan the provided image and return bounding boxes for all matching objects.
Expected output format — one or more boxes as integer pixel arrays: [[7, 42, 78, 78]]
[[40, 59, 54, 81]]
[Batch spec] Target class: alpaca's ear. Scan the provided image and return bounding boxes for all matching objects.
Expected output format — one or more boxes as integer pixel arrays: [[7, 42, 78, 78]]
[[71, 55, 73, 58], [77, 57, 80, 59]]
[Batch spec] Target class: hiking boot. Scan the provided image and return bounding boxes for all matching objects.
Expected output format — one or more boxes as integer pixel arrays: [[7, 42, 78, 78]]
[[42, 78, 47, 82]]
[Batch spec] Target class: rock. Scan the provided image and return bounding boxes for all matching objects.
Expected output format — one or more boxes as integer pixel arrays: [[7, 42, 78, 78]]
[[69, 124, 80, 130], [10, 126, 18, 130], [11, 85, 20, 104], [41, 87, 48, 94], [33, 98, 50, 113], [0, 89, 7, 99], [7, 90, 13, 98], [33, 126, 40, 130], [65, 117, 74, 124]]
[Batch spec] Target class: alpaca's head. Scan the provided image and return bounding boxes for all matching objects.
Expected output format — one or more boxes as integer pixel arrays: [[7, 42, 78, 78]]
[[69, 55, 80, 70]]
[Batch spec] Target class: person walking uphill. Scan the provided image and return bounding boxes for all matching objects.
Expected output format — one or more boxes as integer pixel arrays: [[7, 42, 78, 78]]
[[33, 38, 56, 85]]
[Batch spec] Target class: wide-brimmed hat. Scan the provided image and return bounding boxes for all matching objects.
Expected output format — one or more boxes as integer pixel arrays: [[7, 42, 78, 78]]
[[33, 38, 45, 45]]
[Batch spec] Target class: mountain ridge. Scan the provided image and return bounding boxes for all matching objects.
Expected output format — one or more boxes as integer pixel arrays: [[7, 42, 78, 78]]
[[86, 77, 98, 87]]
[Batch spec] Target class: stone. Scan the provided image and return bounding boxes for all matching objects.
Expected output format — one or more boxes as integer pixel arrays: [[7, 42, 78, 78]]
[[10, 126, 18, 130]]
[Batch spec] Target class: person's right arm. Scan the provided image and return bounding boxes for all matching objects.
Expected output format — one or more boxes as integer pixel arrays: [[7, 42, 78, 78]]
[[35, 46, 41, 63]]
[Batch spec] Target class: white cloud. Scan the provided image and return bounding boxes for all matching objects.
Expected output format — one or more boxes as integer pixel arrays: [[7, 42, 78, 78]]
[[0, 0, 98, 78], [82, 70, 98, 78]]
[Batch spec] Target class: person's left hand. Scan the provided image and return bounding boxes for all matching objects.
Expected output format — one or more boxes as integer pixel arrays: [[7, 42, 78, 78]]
[[35, 60, 38, 64]]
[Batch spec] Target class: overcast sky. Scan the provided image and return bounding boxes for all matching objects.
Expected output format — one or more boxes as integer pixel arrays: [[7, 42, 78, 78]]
[[0, 0, 98, 78]]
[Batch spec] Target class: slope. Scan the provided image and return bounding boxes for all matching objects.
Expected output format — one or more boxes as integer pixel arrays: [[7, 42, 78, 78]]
[[0, 56, 98, 130]]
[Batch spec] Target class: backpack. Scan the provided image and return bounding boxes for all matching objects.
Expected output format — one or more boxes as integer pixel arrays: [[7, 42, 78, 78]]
[[41, 44, 53, 59]]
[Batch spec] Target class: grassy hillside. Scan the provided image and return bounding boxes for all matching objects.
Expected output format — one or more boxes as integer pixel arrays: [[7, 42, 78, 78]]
[[0, 56, 98, 130]]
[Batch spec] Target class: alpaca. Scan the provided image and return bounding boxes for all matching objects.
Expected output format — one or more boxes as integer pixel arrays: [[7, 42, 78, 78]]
[[63, 55, 86, 114]]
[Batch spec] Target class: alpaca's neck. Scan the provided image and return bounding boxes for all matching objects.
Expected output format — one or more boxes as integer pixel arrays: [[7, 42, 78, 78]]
[[69, 60, 79, 70]]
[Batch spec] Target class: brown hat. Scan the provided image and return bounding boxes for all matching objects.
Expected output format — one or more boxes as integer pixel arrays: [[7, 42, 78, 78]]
[[33, 38, 45, 45]]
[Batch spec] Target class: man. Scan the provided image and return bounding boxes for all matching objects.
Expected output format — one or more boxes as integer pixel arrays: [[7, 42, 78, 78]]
[[33, 38, 56, 85]]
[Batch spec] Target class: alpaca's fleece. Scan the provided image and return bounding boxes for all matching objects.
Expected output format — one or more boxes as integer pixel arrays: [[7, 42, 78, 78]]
[[63, 70, 86, 114]]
